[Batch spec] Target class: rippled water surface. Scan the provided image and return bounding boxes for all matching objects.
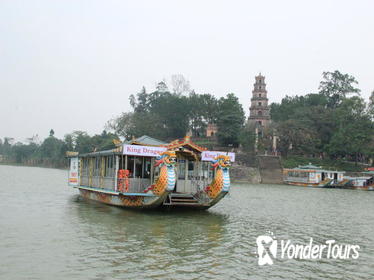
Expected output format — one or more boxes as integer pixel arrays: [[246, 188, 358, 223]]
[[0, 165, 373, 279]]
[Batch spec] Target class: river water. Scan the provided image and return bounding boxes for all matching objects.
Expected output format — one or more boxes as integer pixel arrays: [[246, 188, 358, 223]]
[[0, 165, 373, 280]]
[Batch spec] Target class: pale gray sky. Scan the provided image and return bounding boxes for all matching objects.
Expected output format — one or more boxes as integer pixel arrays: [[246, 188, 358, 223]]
[[1, 0, 373, 141]]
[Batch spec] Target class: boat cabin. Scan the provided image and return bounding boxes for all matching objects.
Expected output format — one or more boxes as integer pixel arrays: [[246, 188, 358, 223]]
[[344, 176, 374, 188], [283, 164, 345, 186], [68, 135, 235, 195]]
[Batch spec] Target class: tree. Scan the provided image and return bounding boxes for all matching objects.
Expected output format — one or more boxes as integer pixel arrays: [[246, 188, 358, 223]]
[[368, 90, 374, 119], [49, 129, 55, 137], [69, 131, 94, 154], [318, 70, 360, 108], [170, 74, 191, 95], [89, 130, 119, 151], [216, 93, 245, 147], [130, 87, 149, 113], [239, 124, 256, 152], [187, 92, 218, 137], [12, 142, 39, 163], [275, 119, 320, 157], [106, 112, 136, 140], [327, 97, 374, 163], [39, 134, 64, 160]]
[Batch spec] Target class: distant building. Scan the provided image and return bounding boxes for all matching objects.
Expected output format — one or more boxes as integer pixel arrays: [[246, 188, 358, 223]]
[[206, 123, 217, 137], [248, 74, 271, 129]]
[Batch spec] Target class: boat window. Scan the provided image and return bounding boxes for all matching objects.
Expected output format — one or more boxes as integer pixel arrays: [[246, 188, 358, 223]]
[[188, 161, 195, 179], [127, 156, 135, 178], [103, 156, 114, 178], [201, 161, 214, 179], [153, 165, 160, 180], [102, 156, 107, 177], [82, 158, 88, 176], [201, 162, 209, 179], [134, 157, 143, 178], [119, 155, 124, 170], [94, 157, 100, 176], [143, 157, 152, 178], [287, 171, 308, 178], [178, 160, 186, 180]]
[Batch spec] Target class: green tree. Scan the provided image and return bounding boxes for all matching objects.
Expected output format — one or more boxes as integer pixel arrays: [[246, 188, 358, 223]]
[[368, 90, 374, 119], [275, 119, 320, 157], [12, 142, 39, 163], [71, 131, 93, 154], [319, 70, 360, 108], [239, 124, 256, 152], [39, 134, 64, 160], [327, 97, 373, 163], [216, 93, 245, 147], [106, 112, 136, 140]]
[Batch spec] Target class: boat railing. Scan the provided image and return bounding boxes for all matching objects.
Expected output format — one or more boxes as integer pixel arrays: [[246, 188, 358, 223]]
[[117, 177, 151, 193], [190, 177, 211, 203], [284, 176, 309, 183], [80, 175, 115, 190]]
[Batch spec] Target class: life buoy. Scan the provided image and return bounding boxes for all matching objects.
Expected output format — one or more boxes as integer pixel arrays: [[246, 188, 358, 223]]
[[117, 169, 130, 193], [124, 170, 130, 192], [117, 169, 125, 192]]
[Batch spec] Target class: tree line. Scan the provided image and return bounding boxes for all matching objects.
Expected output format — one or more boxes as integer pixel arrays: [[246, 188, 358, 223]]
[[1, 71, 373, 168], [0, 130, 118, 167], [269, 71, 374, 164], [106, 80, 246, 147]]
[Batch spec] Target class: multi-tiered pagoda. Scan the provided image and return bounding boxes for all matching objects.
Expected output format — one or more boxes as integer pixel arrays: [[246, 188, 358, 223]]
[[248, 74, 271, 128]]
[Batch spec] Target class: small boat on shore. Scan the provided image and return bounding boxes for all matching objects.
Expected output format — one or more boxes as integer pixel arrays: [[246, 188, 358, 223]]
[[283, 164, 348, 188], [67, 135, 234, 210]]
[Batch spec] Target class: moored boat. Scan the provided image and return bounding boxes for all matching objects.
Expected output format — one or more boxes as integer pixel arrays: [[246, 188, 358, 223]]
[[67, 135, 234, 210], [283, 164, 348, 188], [342, 175, 374, 191]]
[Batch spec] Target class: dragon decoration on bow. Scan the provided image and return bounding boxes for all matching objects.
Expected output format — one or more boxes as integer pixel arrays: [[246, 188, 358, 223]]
[[152, 151, 177, 195], [205, 155, 231, 199]]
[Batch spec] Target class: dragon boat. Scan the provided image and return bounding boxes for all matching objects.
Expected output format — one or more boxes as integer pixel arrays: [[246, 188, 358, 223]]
[[67, 135, 234, 210]]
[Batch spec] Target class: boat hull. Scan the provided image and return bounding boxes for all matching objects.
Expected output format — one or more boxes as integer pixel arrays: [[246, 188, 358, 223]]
[[284, 182, 325, 188], [78, 187, 168, 209]]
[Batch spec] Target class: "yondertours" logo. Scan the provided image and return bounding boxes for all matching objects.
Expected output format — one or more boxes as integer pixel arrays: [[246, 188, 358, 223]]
[[256, 235, 360, 266]]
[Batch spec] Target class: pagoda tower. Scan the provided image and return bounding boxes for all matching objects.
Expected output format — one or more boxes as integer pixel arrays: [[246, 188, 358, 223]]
[[248, 74, 270, 128]]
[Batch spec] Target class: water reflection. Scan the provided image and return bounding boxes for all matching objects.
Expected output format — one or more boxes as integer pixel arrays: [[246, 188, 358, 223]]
[[69, 195, 230, 279]]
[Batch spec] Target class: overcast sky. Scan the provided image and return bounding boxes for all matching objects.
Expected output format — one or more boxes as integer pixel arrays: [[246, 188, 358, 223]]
[[1, 0, 373, 142]]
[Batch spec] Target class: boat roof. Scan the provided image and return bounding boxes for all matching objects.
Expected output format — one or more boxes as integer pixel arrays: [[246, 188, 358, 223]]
[[79, 148, 121, 157], [163, 135, 207, 153], [70, 135, 209, 158], [124, 135, 167, 146], [285, 163, 345, 173], [345, 176, 372, 180], [297, 163, 322, 169]]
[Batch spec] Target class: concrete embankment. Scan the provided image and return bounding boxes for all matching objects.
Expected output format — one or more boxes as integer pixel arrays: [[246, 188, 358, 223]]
[[231, 164, 261, 184], [232, 155, 283, 184], [257, 155, 283, 184]]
